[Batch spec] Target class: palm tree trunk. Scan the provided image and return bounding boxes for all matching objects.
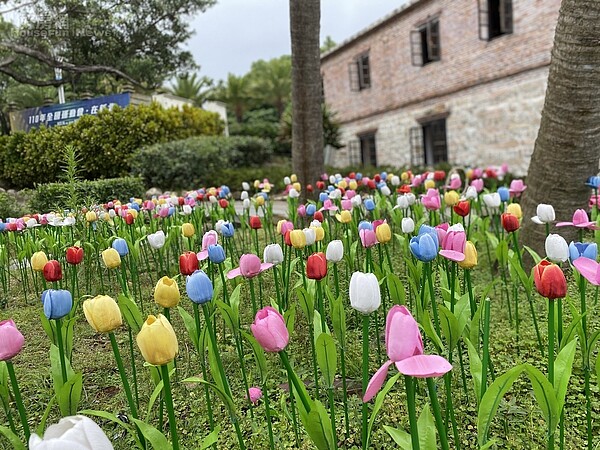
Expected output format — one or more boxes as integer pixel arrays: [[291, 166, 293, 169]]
[[521, 0, 600, 255], [290, 0, 324, 198]]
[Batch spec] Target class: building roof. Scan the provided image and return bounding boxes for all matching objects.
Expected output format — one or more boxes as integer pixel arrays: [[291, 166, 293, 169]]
[[321, 0, 428, 62]]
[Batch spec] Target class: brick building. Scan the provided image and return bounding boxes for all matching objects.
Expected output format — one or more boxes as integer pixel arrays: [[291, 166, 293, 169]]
[[321, 0, 561, 175]]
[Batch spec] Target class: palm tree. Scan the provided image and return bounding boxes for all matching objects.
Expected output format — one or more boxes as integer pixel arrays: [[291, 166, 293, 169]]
[[213, 74, 253, 123], [521, 0, 600, 252], [168, 73, 214, 107], [249, 56, 291, 117]]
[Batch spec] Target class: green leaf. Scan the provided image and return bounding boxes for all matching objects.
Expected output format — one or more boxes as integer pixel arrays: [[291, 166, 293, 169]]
[[240, 330, 267, 384], [284, 303, 296, 336], [35, 395, 56, 437], [57, 372, 82, 416], [478, 364, 525, 446], [553, 339, 577, 414], [296, 286, 314, 322], [182, 377, 236, 415], [330, 294, 346, 343], [131, 418, 171, 450], [40, 311, 56, 346], [387, 272, 406, 305], [118, 294, 143, 333], [508, 253, 532, 293], [304, 399, 335, 450], [0, 425, 26, 450], [367, 372, 401, 445], [229, 284, 241, 328], [465, 337, 483, 404], [177, 306, 198, 351], [438, 305, 460, 351], [0, 362, 8, 403], [523, 246, 543, 264], [523, 364, 558, 433], [495, 239, 508, 265], [79, 409, 135, 440], [49, 344, 75, 392], [420, 311, 443, 353], [215, 300, 235, 332], [417, 404, 437, 450], [146, 377, 165, 422], [199, 426, 220, 450], [383, 425, 411, 449], [316, 332, 337, 388]]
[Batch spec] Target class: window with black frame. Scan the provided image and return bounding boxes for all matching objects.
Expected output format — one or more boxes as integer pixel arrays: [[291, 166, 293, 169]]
[[410, 18, 440, 66], [478, 0, 513, 41], [359, 132, 377, 166]]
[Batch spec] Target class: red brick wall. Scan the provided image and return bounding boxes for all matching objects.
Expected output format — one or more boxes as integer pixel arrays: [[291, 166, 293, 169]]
[[321, 0, 561, 124]]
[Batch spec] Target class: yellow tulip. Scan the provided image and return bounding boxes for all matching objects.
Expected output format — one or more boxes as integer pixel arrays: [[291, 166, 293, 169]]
[[348, 180, 358, 190], [83, 295, 123, 333], [401, 172, 410, 181], [337, 180, 348, 189], [292, 182, 301, 192], [375, 223, 392, 244], [290, 230, 306, 249], [335, 210, 352, 224], [102, 248, 121, 269], [262, 182, 271, 193], [458, 241, 478, 269], [154, 276, 181, 308], [181, 223, 195, 238], [255, 196, 265, 207], [506, 203, 522, 220], [136, 314, 178, 366], [311, 226, 325, 242], [424, 179, 436, 190], [290, 174, 298, 183], [254, 179, 260, 188], [444, 191, 460, 207], [31, 251, 48, 272], [85, 211, 97, 222], [128, 209, 139, 219]]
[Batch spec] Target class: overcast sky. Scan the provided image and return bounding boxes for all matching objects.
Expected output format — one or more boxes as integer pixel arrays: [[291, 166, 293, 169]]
[[188, 0, 407, 82]]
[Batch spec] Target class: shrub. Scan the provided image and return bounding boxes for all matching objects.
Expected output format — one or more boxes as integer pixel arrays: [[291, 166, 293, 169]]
[[0, 103, 224, 189], [28, 177, 145, 213], [131, 135, 273, 190], [0, 191, 26, 218]]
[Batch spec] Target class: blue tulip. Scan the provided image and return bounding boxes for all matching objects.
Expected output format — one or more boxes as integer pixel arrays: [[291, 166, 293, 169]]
[[356, 173, 363, 181], [259, 192, 268, 200], [42, 289, 73, 320], [381, 172, 388, 180], [358, 221, 373, 231], [208, 244, 226, 264], [377, 181, 387, 189], [319, 192, 329, 202], [306, 204, 316, 216], [130, 202, 140, 212], [569, 241, 598, 263], [327, 185, 335, 192], [409, 233, 438, 262], [497, 187, 510, 202], [0, 223, 5, 232], [364, 198, 375, 211], [168, 206, 176, 217], [186, 270, 213, 304], [112, 238, 129, 256], [586, 176, 600, 189], [221, 185, 231, 196], [221, 222, 235, 237]]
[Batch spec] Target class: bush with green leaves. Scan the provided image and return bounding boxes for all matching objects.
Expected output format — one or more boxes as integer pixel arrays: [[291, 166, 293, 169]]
[[131, 135, 274, 190], [0, 103, 224, 189], [0, 191, 25, 218], [28, 177, 146, 213]]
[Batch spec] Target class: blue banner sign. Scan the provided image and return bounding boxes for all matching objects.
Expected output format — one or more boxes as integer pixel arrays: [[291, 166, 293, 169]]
[[9, 93, 131, 132]]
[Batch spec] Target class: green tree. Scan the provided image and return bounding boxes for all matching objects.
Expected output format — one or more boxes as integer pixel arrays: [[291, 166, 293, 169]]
[[213, 74, 253, 123], [320, 35, 337, 53], [168, 73, 214, 107], [247, 56, 291, 117]]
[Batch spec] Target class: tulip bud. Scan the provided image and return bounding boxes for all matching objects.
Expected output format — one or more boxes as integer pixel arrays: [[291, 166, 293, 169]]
[[112, 238, 129, 257], [306, 252, 327, 280], [29, 415, 113, 449], [375, 222, 392, 244], [249, 216, 262, 230], [251, 307, 289, 352], [349, 272, 381, 314], [154, 276, 181, 308], [506, 202, 522, 219], [326, 240, 344, 262], [289, 230, 306, 249], [458, 241, 478, 269], [208, 244, 226, 264], [453, 200, 470, 217], [43, 260, 62, 282], [102, 248, 121, 269], [66, 246, 84, 265], [182, 223, 195, 238], [85, 211, 98, 222], [0, 319, 24, 361], [545, 234, 569, 263], [186, 270, 214, 304], [247, 387, 263, 405], [483, 193, 501, 208], [83, 295, 123, 333], [137, 314, 178, 365], [401, 217, 415, 234], [303, 228, 316, 246], [147, 231, 166, 249], [31, 251, 48, 272], [533, 260, 566, 300], [179, 251, 199, 276], [336, 210, 352, 223], [42, 289, 73, 320], [311, 225, 325, 242], [532, 204, 555, 224], [444, 191, 460, 207], [501, 213, 520, 233], [264, 244, 284, 265]]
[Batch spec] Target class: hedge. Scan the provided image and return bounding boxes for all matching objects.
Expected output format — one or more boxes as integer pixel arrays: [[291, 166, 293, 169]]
[[28, 177, 145, 213], [131, 136, 273, 190], [0, 103, 224, 189]]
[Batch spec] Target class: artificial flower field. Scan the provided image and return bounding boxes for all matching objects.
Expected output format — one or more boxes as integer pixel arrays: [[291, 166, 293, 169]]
[[1, 167, 600, 449]]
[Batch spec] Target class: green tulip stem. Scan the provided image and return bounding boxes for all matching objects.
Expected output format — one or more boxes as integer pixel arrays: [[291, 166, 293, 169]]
[[548, 298, 555, 450], [465, 269, 476, 320], [262, 381, 275, 450], [54, 318, 68, 385], [273, 265, 282, 310], [218, 265, 229, 304], [249, 278, 258, 317], [1, 395, 17, 435], [297, 250, 307, 290], [361, 314, 370, 450], [5, 361, 30, 441], [426, 263, 441, 336], [579, 276, 592, 450], [160, 364, 179, 450], [119, 263, 129, 296], [405, 376, 420, 450], [126, 325, 140, 410], [333, 263, 340, 299], [481, 298, 491, 400], [339, 341, 350, 440], [316, 280, 326, 331], [192, 303, 216, 438], [426, 377, 450, 450], [278, 351, 311, 413]]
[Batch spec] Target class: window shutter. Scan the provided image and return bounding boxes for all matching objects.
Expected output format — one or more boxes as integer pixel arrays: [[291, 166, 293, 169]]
[[500, 0, 513, 34], [409, 126, 424, 166], [359, 55, 371, 89], [431, 120, 448, 163], [347, 139, 360, 165], [477, 0, 490, 40], [410, 30, 423, 66], [428, 20, 441, 61], [348, 62, 359, 92]]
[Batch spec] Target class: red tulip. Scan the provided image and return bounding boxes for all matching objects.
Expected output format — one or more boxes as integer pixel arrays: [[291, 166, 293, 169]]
[[533, 260, 566, 299], [501, 213, 520, 233], [453, 201, 470, 217], [179, 251, 198, 276], [306, 252, 327, 280], [306, 184, 313, 193], [374, 174, 381, 183], [316, 181, 325, 190], [398, 185, 412, 194], [313, 211, 324, 223], [178, 196, 185, 206], [367, 180, 376, 190], [125, 213, 135, 225], [249, 215, 262, 230], [66, 246, 84, 265], [43, 260, 63, 282], [219, 199, 229, 208], [284, 230, 293, 247], [433, 170, 446, 181]]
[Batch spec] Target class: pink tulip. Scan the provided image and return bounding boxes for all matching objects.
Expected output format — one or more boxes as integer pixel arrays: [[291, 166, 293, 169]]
[[0, 319, 25, 361], [573, 257, 600, 286], [589, 195, 600, 209], [320, 199, 338, 212], [435, 223, 449, 245], [227, 254, 273, 279], [470, 179, 484, 193], [246, 386, 263, 405], [158, 207, 169, 218], [345, 190, 356, 199], [472, 168, 483, 179], [411, 174, 423, 187], [446, 175, 461, 190], [297, 204, 306, 217], [341, 199, 352, 210], [363, 306, 451, 402], [509, 179, 527, 196], [556, 209, 599, 230], [197, 230, 219, 261], [439, 224, 466, 262], [421, 189, 441, 211], [279, 220, 294, 236], [359, 228, 378, 248], [250, 306, 289, 352]]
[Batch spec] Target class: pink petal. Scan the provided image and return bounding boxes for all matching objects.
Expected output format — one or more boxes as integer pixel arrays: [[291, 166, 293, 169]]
[[439, 250, 466, 262], [197, 250, 209, 261], [259, 263, 274, 273], [386, 307, 422, 361], [395, 354, 452, 378], [573, 257, 600, 286], [555, 222, 573, 227], [226, 268, 241, 279], [363, 360, 393, 402]]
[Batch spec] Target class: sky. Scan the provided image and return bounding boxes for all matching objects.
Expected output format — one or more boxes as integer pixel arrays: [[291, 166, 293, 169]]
[[188, 0, 408, 82]]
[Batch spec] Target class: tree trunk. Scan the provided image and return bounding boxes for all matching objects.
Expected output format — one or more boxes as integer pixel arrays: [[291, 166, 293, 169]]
[[521, 0, 600, 255], [290, 0, 324, 198]]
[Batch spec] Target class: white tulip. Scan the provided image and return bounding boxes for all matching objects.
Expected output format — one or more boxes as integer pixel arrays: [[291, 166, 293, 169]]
[[242, 198, 250, 210], [303, 228, 316, 246], [380, 186, 391, 196], [402, 217, 415, 234], [351, 195, 362, 207], [62, 217, 76, 227], [147, 230, 165, 249], [242, 182, 250, 191], [288, 188, 300, 198], [26, 218, 39, 228], [391, 175, 400, 186], [326, 240, 344, 262], [29, 415, 113, 450], [284, 176, 291, 185], [182, 204, 192, 215], [108, 209, 116, 219], [349, 272, 381, 314], [329, 189, 341, 200], [545, 234, 569, 263], [209, 195, 217, 204], [214, 219, 225, 234], [329, 175, 336, 184], [240, 191, 249, 200], [464, 186, 478, 200], [396, 195, 409, 210], [310, 220, 322, 228], [406, 193, 416, 205], [264, 243, 284, 265], [532, 204, 555, 225], [482, 193, 501, 208]]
